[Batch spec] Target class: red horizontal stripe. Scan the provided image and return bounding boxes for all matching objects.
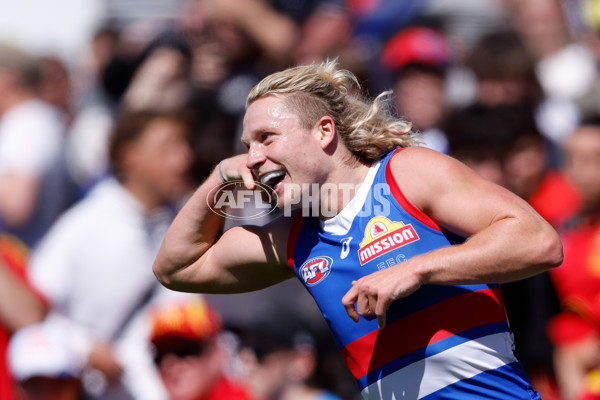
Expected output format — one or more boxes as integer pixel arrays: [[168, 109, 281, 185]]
[[341, 288, 506, 380]]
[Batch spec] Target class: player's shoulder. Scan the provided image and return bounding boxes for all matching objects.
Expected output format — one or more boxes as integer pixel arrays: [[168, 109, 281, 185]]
[[388, 146, 456, 176], [391, 146, 449, 162], [387, 146, 471, 208]]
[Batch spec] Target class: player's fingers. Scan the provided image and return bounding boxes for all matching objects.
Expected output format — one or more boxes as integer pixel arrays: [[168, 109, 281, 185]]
[[240, 168, 256, 190], [219, 155, 256, 190], [377, 314, 387, 330], [375, 296, 392, 330], [368, 293, 379, 315], [356, 293, 371, 317], [342, 286, 359, 323]]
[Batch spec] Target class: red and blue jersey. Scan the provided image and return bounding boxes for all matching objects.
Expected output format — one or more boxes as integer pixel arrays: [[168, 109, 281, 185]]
[[287, 149, 539, 399]]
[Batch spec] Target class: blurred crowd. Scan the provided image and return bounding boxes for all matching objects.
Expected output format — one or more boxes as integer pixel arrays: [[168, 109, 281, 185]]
[[3, 0, 600, 399]]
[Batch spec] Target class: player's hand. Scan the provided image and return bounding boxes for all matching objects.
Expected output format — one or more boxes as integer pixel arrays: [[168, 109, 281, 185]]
[[218, 154, 256, 190], [341, 262, 423, 329]]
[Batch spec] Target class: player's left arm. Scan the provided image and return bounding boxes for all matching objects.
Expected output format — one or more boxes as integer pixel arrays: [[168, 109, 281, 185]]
[[343, 146, 563, 328]]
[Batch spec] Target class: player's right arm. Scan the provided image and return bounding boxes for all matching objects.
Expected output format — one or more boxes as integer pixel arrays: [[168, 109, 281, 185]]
[[153, 154, 295, 294]]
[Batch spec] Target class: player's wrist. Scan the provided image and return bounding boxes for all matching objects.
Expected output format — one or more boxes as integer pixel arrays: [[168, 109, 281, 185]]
[[409, 256, 433, 286]]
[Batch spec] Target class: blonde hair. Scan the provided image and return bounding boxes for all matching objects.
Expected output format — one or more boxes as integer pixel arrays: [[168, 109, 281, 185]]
[[246, 60, 421, 163]]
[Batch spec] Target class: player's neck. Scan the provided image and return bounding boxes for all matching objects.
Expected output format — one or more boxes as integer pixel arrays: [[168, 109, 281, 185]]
[[318, 162, 370, 220]]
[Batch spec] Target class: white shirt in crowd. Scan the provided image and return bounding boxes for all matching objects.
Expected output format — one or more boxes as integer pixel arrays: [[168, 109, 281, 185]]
[[29, 177, 176, 400], [0, 99, 69, 247]]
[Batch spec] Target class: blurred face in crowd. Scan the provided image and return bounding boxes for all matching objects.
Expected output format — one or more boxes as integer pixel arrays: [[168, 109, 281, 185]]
[[37, 57, 71, 112], [476, 76, 529, 107], [453, 149, 506, 187], [121, 117, 193, 208], [156, 339, 224, 400], [237, 346, 297, 400], [0, 67, 20, 114], [503, 135, 548, 199], [509, 0, 567, 45], [394, 67, 446, 131], [564, 126, 600, 211]]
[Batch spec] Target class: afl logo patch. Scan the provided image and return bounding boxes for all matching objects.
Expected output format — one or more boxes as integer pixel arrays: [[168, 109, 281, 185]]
[[299, 256, 333, 286]]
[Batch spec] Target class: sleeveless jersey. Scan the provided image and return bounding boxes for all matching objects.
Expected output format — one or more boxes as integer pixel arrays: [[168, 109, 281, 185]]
[[287, 149, 539, 399]]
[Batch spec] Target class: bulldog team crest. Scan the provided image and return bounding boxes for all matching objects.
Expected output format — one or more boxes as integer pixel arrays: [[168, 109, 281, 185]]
[[299, 256, 333, 286], [358, 217, 419, 265]]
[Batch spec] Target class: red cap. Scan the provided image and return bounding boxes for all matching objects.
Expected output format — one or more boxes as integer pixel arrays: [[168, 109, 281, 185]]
[[381, 27, 451, 72]]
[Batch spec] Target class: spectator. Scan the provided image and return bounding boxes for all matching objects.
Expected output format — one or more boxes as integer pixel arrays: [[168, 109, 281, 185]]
[[548, 117, 600, 400], [421, 0, 509, 53], [467, 30, 542, 108], [348, 0, 426, 49], [0, 44, 70, 248], [443, 103, 519, 186], [28, 109, 194, 399], [66, 25, 123, 192], [150, 294, 257, 400], [70, 24, 122, 111], [122, 31, 237, 182], [120, 37, 193, 113], [235, 312, 346, 400], [381, 25, 453, 153], [466, 29, 580, 154], [498, 106, 573, 400], [0, 234, 46, 400], [507, 0, 597, 103], [573, 0, 600, 121], [36, 55, 74, 126], [67, 27, 195, 192], [122, 0, 283, 182], [8, 317, 84, 400], [172, 0, 294, 89], [288, 1, 356, 67], [500, 103, 581, 229]]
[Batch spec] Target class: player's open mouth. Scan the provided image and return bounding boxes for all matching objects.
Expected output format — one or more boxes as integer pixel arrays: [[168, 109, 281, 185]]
[[260, 170, 286, 189]]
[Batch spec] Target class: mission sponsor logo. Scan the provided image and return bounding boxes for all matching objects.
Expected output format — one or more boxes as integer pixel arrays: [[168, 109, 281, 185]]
[[358, 217, 419, 265], [299, 256, 333, 286]]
